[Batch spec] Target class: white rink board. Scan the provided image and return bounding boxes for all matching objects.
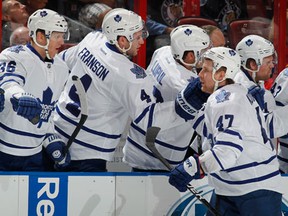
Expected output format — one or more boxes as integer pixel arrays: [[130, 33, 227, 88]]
[[0, 172, 286, 216]]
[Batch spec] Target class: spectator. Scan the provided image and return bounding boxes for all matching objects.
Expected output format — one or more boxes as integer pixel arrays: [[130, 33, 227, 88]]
[[9, 26, 30, 46], [202, 24, 226, 47], [19, 0, 48, 15], [2, 0, 29, 50]]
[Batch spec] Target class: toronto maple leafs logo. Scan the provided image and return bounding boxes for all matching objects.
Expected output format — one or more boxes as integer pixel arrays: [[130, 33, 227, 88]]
[[130, 64, 147, 79], [36, 87, 56, 128], [245, 39, 253, 47], [8, 45, 25, 53], [184, 28, 192, 36], [215, 89, 231, 103], [114, 14, 122, 23], [40, 10, 48, 17]]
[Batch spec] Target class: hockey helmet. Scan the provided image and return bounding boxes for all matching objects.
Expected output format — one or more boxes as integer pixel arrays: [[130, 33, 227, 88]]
[[170, 24, 211, 66], [236, 35, 276, 72]]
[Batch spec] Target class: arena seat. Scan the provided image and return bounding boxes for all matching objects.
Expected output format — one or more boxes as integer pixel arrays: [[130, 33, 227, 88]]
[[227, 19, 271, 49], [176, 16, 218, 27]]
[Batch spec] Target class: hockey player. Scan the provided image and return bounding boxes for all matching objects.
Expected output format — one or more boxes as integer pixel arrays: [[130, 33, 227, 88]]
[[168, 47, 283, 216], [123, 25, 211, 171], [270, 68, 288, 173], [235, 35, 277, 112], [0, 9, 71, 171], [53, 8, 153, 172]]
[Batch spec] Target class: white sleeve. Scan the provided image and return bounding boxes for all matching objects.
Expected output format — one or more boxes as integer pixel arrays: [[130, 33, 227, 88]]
[[58, 45, 79, 70]]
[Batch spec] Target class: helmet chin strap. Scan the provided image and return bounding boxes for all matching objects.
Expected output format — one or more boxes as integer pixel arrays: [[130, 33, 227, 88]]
[[33, 36, 52, 60], [212, 72, 225, 92], [115, 41, 132, 57]]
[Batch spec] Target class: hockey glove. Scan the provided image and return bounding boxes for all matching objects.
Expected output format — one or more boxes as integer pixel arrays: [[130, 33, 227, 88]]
[[10, 93, 41, 123], [43, 133, 71, 170], [169, 155, 203, 192], [248, 85, 265, 111], [0, 88, 4, 112], [175, 77, 210, 120]]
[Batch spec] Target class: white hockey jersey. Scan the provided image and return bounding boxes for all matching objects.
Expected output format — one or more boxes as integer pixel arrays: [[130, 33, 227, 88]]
[[147, 46, 198, 101], [270, 68, 288, 173], [234, 70, 277, 112], [0, 44, 69, 156], [54, 31, 155, 161], [132, 83, 285, 196], [123, 45, 198, 170]]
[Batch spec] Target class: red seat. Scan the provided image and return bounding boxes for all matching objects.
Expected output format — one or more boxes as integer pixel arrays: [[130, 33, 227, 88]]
[[227, 19, 271, 49], [176, 16, 218, 27]]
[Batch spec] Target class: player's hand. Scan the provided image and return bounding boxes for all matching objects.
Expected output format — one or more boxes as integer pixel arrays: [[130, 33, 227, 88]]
[[248, 85, 265, 111], [10, 93, 41, 123], [43, 134, 71, 170], [169, 155, 203, 192], [175, 77, 210, 120], [0, 88, 4, 112]]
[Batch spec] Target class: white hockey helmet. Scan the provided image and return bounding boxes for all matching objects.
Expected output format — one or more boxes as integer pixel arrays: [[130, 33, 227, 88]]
[[170, 24, 211, 66], [236, 35, 276, 72], [28, 9, 69, 41], [27, 9, 68, 59], [202, 47, 241, 80], [102, 8, 148, 45]]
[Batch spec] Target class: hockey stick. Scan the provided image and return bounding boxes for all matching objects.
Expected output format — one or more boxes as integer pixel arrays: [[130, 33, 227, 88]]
[[145, 126, 221, 216], [64, 75, 88, 154]]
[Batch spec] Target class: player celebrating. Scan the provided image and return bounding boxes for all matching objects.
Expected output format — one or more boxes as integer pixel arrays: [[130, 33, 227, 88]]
[[53, 8, 153, 172], [0, 9, 70, 171], [168, 47, 282, 216], [270, 67, 288, 173], [235, 35, 277, 112], [123, 25, 211, 171]]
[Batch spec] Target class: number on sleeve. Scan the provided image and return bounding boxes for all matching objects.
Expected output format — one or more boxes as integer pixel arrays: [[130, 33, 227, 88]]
[[216, 114, 234, 132]]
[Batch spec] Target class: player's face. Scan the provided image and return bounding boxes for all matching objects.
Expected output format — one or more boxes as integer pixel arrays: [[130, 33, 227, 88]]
[[198, 59, 215, 93], [126, 30, 144, 57], [256, 55, 275, 81], [7, 0, 29, 24], [47, 32, 65, 58]]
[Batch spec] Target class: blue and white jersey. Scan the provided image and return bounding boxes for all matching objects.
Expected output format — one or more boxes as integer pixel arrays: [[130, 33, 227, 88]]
[[54, 31, 155, 161], [234, 70, 277, 112], [123, 45, 197, 170], [147, 46, 198, 102], [0, 44, 69, 156], [136, 83, 284, 196], [270, 68, 288, 173], [195, 84, 281, 196]]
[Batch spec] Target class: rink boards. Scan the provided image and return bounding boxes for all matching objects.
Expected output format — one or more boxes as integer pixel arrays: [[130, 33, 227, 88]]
[[0, 172, 287, 216]]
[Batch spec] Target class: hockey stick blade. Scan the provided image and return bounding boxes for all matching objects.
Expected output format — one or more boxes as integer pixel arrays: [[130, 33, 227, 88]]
[[145, 126, 221, 216], [64, 75, 88, 154]]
